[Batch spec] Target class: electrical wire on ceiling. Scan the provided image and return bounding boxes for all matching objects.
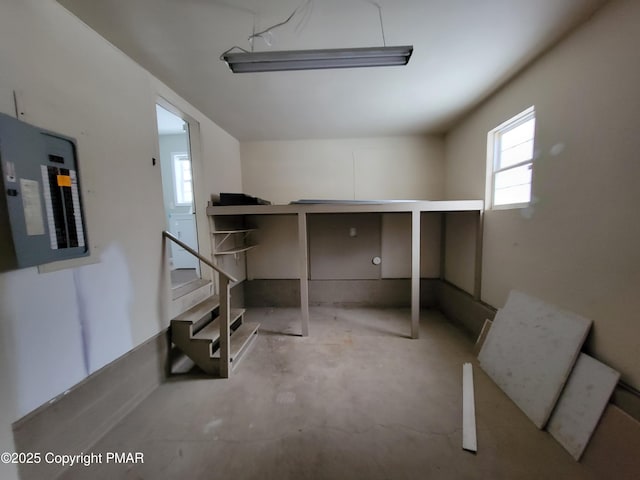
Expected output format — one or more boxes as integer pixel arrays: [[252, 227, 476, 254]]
[[248, 0, 314, 49], [220, 0, 313, 58], [363, 1, 386, 46], [220, 0, 388, 59]]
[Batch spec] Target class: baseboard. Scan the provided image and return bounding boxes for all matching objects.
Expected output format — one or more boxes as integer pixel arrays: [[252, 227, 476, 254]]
[[310, 279, 440, 307], [435, 280, 497, 338], [244, 279, 300, 307], [310, 279, 413, 307], [243, 279, 439, 308], [12, 329, 167, 480], [612, 382, 640, 423]]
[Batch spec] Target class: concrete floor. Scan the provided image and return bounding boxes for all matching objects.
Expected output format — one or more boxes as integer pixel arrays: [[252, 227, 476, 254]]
[[59, 307, 596, 479]]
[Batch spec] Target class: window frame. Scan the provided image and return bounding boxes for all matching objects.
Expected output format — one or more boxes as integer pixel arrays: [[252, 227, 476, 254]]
[[487, 106, 536, 210], [172, 152, 193, 207]]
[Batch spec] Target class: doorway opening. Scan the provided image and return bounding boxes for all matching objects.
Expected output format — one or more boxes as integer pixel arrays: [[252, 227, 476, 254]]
[[155, 103, 200, 289]]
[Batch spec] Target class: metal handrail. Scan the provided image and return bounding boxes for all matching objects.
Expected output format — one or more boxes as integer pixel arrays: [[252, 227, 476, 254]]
[[162, 230, 237, 283]]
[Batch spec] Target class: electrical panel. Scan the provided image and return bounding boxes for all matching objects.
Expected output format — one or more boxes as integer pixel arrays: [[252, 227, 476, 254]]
[[0, 112, 88, 271]]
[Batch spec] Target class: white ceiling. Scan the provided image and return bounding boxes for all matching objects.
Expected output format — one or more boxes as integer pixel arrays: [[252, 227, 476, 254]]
[[56, 0, 606, 141]]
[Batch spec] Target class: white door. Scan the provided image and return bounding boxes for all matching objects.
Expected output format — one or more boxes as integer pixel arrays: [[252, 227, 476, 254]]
[[156, 102, 200, 278], [170, 213, 198, 269]]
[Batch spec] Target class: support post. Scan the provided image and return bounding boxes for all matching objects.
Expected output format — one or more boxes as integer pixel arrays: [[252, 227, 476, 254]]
[[439, 212, 447, 280], [298, 212, 310, 336], [219, 275, 231, 378], [473, 210, 484, 301], [411, 209, 420, 339]]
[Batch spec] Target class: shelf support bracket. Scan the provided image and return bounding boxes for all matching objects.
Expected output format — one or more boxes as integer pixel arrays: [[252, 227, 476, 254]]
[[215, 232, 232, 250]]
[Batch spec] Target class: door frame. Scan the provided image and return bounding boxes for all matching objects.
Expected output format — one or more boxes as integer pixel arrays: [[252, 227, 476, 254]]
[[155, 96, 213, 285]]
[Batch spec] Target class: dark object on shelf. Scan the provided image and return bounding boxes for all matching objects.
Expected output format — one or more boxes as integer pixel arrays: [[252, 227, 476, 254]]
[[219, 192, 271, 206]]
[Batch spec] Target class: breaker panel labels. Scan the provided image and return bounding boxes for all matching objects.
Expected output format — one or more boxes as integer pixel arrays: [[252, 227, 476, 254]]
[[41, 165, 85, 250], [20, 178, 45, 236]]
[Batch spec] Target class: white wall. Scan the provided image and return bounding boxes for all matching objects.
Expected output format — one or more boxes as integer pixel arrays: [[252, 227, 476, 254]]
[[444, 0, 640, 388], [241, 136, 445, 204], [0, 2, 241, 478], [382, 213, 442, 279], [240, 136, 445, 279]]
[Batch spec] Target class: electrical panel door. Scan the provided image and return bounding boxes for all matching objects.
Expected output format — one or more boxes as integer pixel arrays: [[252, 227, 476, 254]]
[[0, 112, 88, 271]]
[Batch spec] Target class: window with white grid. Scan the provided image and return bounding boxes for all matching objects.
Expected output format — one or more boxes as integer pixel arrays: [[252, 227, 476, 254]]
[[488, 107, 536, 208], [173, 153, 193, 206]]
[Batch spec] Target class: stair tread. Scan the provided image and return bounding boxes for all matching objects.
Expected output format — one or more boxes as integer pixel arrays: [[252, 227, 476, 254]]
[[173, 295, 220, 322], [172, 278, 210, 301], [213, 321, 259, 360], [192, 309, 245, 341]]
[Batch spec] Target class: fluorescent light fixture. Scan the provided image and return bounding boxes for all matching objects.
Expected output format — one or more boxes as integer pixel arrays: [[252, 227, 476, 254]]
[[222, 45, 413, 73]]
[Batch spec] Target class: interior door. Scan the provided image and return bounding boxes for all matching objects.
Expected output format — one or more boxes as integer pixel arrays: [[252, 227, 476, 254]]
[[169, 213, 198, 269], [155, 103, 199, 280]]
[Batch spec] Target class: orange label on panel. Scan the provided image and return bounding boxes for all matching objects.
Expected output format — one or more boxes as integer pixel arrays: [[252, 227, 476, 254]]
[[57, 175, 72, 187]]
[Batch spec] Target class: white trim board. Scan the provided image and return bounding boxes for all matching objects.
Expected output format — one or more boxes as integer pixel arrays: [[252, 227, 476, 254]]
[[462, 363, 477, 452], [473, 318, 493, 355], [547, 353, 619, 460], [478, 290, 592, 429]]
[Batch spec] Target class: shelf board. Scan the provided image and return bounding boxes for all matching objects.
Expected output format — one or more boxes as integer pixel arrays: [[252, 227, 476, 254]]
[[214, 245, 257, 255], [212, 228, 256, 234], [207, 200, 484, 216]]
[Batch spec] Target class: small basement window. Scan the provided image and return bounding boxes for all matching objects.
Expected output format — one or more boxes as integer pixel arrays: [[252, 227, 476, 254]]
[[487, 106, 536, 208]]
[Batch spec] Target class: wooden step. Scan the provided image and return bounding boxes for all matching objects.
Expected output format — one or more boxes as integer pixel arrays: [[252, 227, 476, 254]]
[[172, 278, 210, 301], [213, 321, 259, 362], [173, 295, 220, 327], [192, 309, 245, 342], [171, 300, 256, 376], [170, 280, 213, 318]]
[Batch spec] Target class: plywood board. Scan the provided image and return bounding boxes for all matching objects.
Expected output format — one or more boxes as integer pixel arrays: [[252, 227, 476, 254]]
[[462, 363, 477, 452], [547, 353, 619, 460], [478, 290, 592, 428]]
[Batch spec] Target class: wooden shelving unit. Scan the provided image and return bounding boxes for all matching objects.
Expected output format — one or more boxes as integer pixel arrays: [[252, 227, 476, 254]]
[[207, 200, 485, 339], [211, 223, 257, 254], [214, 245, 257, 255]]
